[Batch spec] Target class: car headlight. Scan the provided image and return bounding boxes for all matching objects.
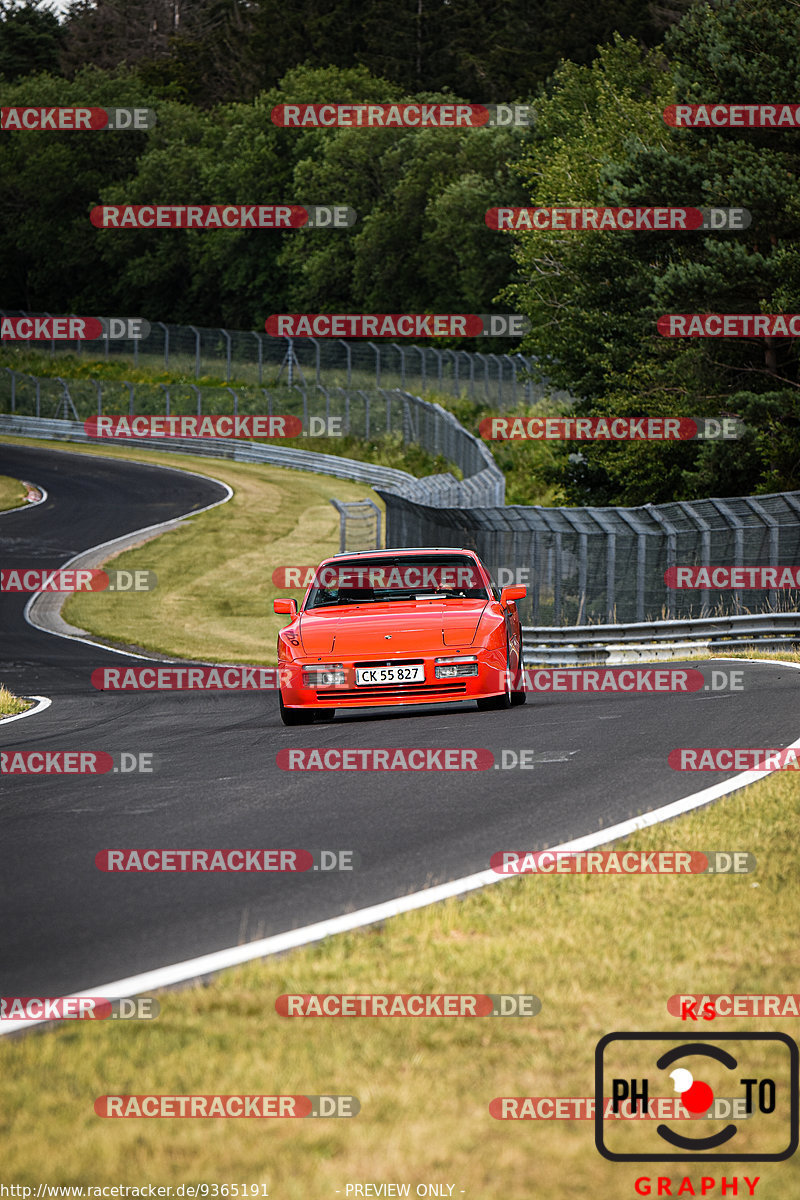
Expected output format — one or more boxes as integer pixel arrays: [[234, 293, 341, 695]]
[[302, 663, 346, 688], [434, 656, 479, 679]]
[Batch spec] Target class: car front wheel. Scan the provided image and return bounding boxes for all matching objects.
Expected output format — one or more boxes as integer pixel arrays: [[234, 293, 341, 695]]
[[511, 633, 526, 705], [279, 693, 315, 726]]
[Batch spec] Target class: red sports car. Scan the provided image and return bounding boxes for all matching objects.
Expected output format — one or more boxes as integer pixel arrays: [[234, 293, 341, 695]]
[[273, 547, 526, 725]]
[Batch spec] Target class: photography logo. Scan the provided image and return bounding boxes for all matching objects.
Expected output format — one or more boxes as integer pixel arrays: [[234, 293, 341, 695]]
[[595, 1033, 798, 1162]]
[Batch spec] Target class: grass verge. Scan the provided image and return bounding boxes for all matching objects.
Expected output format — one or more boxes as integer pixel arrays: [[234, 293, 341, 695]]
[[0, 435, 382, 663], [0, 768, 798, 1193], [0, 472, 29, 511], [713, 648, 800, 664], [0, 684, 32, 716]]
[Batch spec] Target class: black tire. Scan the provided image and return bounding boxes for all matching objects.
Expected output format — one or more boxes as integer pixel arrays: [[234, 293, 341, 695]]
[[279, 693, 315, 726], [511, 632, 527, 705]]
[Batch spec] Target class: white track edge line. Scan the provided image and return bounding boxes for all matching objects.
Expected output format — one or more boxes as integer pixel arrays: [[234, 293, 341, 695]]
[[21, 453, 234, 660], [4, 702, 799, 1036], [0, 695, 51, 724], [0, 482, 48, 518]]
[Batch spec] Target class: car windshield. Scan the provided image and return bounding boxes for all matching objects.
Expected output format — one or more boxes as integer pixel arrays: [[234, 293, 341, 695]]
[[304, 555, 490, 609]]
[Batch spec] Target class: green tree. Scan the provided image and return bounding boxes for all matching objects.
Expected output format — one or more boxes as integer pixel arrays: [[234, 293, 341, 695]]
[[507, 4, 800, 503], [275, 67, 531, 328], [0, 66, 156, 313], [0, 0, 62, 82], [60, 0, 257, 105], [239, 0, 680, 102]]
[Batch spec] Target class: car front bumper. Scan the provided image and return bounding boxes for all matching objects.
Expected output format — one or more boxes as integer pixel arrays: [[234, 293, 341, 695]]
[[278, 648, 510, 710]]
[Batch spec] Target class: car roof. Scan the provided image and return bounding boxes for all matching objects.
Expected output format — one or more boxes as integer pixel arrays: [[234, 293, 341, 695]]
[[327, 547, 480, 558]]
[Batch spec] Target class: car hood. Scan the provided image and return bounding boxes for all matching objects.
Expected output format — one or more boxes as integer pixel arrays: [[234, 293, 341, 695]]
[[297, 601, 489, 656]]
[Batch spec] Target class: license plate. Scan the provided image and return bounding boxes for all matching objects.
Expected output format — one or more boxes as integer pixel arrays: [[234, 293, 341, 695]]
[[355, 664, 425, 686]]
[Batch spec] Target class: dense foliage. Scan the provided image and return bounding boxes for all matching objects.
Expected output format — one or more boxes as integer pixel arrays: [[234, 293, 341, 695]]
[[2, 0, 798, 502]]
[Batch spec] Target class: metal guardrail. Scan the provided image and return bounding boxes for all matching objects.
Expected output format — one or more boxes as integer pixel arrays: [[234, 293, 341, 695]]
[[523, 641, 712, 666], [522, 613, 800, 664], [523, 613, 800, 645], [5, 407, 795, 660], [0, 413, 503, 508], [0, 367, 507, 506], [0, 413, 413, 487]]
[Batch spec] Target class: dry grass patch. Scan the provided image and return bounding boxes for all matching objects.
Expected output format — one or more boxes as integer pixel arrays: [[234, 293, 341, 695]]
[[1, 773, 798, 1194], [0, 684, 32, 716], [0, 472, 28, 511]]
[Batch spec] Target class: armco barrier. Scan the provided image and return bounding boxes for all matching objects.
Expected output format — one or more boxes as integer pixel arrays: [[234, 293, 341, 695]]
[[523, 641, 711, 666], [0, 413, 503, 508], [5, 405, 799, 630], [523, 613, 800, 645], [0, 362, 506, 508], [521, 614, 800, 664]]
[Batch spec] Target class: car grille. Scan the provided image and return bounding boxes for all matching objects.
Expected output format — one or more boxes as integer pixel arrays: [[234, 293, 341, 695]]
[[315, 682, 468, 701]]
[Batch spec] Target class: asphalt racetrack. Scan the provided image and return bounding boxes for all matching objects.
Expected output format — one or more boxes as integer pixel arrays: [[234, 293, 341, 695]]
[[2, 442, 798, 999]]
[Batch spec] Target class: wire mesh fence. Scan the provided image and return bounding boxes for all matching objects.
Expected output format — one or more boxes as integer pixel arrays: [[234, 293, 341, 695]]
[[377, 490, 800, 624], [0, 310, 563, 408], [0, 372, 505, 508], [5, 356, 796, 627], [329, 500, 382, 552]]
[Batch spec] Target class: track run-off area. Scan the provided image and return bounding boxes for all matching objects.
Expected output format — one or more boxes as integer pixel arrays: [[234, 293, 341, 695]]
[[2, 441, 799, 1005]]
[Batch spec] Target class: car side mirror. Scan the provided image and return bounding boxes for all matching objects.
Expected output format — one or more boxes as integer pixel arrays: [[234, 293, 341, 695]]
[[273, 598, 298, 616], [500, 586, 526, 605]]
